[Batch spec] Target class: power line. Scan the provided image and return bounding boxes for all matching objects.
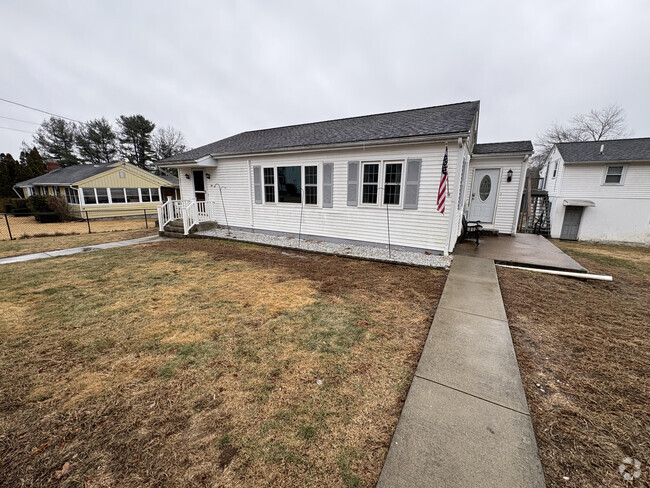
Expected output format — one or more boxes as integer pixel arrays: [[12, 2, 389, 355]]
[[0, 96, 83, 124], [0, 115, 41, 125], [0, 125, 34, 134]]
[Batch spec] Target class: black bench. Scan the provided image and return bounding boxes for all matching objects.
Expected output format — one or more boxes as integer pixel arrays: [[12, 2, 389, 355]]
[[462, 216, 482, 246]]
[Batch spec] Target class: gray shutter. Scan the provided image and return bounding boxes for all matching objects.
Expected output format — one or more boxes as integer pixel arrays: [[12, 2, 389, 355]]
[[323, 163, 333, 208], [253, 166, 262, 204], [347, 161, 359, 206], [403, 158, 422, 209]]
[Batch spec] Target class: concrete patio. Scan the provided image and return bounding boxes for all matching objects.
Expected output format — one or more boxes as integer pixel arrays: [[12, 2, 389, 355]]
[[455, 233, 586, 272]]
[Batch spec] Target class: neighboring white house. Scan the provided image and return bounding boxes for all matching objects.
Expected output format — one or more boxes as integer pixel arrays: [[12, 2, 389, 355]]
[[157, 101, 532, 255], [541, 138, 650, 244]]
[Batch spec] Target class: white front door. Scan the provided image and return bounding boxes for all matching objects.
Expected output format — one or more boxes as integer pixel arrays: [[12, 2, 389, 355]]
[[469, 168, 499, 223]]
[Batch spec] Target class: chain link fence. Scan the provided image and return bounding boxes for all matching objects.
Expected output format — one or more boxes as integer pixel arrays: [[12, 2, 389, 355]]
[[1, 207, 159, 241]]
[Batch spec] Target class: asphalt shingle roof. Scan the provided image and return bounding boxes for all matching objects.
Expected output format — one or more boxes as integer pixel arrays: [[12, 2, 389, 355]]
[[556, 138, 650, 163], [161, 101, 481, 163], [16, 163, 115, 187], [473, 141, 533, 155], [16, 163, 179, 187]]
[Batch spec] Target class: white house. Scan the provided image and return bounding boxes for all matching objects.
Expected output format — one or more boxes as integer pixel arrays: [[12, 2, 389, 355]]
[[156, 101, 532, 255], [541, 138, 650, 244]]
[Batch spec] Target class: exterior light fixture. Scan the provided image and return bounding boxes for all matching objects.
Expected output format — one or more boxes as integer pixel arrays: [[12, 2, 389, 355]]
[[206, 173, 211, 179], [185, 173, 190, 179], [507, 169, 513, 182]]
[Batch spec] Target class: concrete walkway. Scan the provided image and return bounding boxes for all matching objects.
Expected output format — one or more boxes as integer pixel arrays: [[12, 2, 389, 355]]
[[378, 255, 545, 487], [0, 235, 166, 265]]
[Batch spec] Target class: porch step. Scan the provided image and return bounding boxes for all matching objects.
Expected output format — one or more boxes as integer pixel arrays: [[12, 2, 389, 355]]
[[161, 219, 221, 238]]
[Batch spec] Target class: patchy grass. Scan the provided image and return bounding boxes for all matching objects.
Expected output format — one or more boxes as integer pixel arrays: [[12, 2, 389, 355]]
[[498, 241, 649, 487], [0, 228, 157, 258], [0, 215, 152, 242], [0, 238, 445, 487]]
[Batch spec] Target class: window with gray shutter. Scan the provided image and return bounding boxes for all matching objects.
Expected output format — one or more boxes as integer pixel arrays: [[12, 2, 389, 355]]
[[323, 163, 333, 208], [347, 161, 359, 206], [403, 158, 422, 209], [253, 166, 262, 204]]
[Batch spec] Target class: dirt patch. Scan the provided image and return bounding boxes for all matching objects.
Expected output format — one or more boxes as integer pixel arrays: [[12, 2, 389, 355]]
[[498, 242, 649, 487], [0, 238, 446, 487]]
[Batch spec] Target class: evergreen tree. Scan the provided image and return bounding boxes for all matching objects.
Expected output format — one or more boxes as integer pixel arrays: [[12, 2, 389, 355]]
[[117, 115, 155, 169], [33, 117, 79, 167], [0, 148, 45, 197], [76, 117, 118, 164]]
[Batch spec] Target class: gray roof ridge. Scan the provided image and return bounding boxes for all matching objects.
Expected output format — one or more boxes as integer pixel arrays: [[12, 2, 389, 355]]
[[234, 100, 481, 136], [556, 136, 650, 145]]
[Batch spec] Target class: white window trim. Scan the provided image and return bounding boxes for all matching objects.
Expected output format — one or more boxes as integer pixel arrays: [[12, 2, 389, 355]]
[[359, 160, 405, 208], [602, 164, 627, 186], [260, 162, 323, 207]]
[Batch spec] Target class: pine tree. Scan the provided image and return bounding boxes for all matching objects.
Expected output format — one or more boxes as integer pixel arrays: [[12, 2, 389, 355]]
[[76, 117, 118, 164], [33, 117, 79, 167], [117, 115, 155, 169]]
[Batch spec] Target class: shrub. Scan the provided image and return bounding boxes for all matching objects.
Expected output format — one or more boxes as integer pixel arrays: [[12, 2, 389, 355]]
[[46, 196, 70, 222], [26, 195, 68, 223], [9, 198, 31, 216]]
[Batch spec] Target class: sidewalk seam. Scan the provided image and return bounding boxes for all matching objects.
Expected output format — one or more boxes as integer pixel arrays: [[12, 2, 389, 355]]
[[413, 374, 530, 417]]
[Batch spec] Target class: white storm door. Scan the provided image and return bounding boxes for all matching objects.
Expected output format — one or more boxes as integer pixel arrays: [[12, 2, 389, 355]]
[[469, 168, 499, 223]]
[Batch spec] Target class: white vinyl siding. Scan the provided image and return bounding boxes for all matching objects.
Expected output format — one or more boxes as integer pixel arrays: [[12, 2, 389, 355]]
[[177, 142, 462, 253], [464, 156, 525, 235]]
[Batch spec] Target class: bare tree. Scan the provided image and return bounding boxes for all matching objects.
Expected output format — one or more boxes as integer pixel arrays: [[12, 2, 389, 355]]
[[531, 104, 631, 168], [152, 126, 188, 161]]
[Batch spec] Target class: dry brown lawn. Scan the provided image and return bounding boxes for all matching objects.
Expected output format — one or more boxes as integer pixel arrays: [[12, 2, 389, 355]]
[[0, 229, 157, 259], [0, 215, 152, 241], [0, 238, 445, 487], [498, 241, 649, 487]]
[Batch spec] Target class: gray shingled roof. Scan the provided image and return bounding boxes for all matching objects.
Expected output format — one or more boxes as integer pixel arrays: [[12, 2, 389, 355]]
[[557, 138, 650, 163], [161, 101, 480, 163], [16, 163, 179, 187], [473, 141, 533, 155], [15, 163, 115, 187]]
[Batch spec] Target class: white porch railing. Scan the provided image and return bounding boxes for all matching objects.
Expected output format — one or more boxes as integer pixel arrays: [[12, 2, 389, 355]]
[[157, 198, 221, 235]]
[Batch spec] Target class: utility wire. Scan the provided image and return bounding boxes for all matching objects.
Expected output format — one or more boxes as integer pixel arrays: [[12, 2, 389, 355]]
[[0, 96, 83, 124], [0, 125, 34, 134], [0, 115, 41, 125]]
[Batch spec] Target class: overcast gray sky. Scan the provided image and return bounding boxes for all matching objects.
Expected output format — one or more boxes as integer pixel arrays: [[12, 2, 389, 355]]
[[1, 0, 649, 156]]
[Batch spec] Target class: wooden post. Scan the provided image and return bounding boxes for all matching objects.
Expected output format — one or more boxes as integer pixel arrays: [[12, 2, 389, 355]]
[[86, 211, 91, 234], [144, 209, 149, 229], [4, 214, 13, 240]]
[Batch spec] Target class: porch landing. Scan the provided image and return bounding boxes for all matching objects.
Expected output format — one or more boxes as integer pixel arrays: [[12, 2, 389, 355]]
[[455, 233, 586, 273]]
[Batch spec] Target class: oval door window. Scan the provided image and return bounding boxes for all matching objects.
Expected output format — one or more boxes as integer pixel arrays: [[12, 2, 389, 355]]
[[479, 175, 491, 201]]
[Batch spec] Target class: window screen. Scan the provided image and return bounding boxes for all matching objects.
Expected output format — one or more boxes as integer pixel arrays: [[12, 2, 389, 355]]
[[305, 166, 317, 205], [362, 163, 379, 204]]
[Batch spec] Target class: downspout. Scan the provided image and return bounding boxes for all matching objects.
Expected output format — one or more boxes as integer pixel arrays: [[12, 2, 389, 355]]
[[247, 159, 254, 230]]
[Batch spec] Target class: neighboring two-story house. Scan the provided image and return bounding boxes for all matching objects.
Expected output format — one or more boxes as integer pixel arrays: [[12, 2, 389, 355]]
[[541, 138, 650, 244]]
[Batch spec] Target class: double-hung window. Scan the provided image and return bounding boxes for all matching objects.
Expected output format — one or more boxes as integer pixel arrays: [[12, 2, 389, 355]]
[[264, 168, 275, 203], [96, 188, 109, 204], [362, 162, 380, 204], [82, 188, 97, 205], [64, 187, 79, 204], [383, 162, 402, 205], [604, 165, 624, 184], [125, 188, 139, 203], [304, 166, 317, 205], [111, 188, 126, 203], [150, 188, 161, 202]]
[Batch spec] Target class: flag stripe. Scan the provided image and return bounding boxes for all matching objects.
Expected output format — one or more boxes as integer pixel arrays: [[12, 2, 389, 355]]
[[437, 145, 448, 214]]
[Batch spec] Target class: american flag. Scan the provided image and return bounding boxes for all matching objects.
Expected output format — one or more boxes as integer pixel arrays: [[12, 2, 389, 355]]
[[437, 143, 448, 214]]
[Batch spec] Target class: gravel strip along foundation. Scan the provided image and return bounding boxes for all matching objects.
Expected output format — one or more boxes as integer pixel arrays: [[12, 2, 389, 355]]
[[193, 228, 452, 269]]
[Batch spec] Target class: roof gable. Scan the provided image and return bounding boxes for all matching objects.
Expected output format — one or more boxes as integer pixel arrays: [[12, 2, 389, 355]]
[[556, 137, 650, 163], [161, 101, 480, 163]]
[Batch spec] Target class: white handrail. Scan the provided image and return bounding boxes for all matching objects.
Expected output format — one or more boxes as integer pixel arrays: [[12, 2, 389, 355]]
[[182, 200, 199, 235], [158, 198, 221, 234], [157, 198, 174, 231]]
